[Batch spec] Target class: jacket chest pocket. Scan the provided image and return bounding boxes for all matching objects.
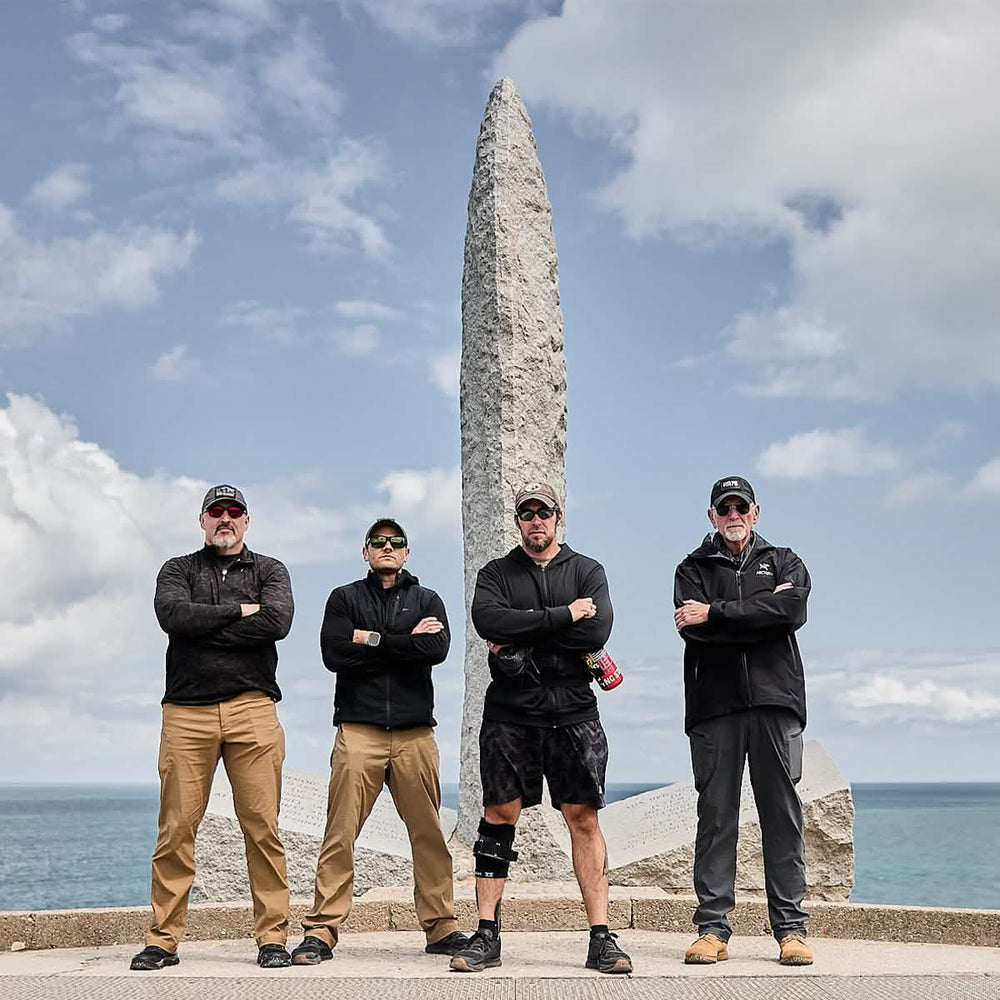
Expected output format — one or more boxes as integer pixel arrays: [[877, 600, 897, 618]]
[[221, 565, 259, 603]]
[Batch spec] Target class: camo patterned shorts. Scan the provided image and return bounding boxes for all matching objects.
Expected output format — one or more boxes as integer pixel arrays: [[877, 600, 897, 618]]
[[479, 718, 609, 810]]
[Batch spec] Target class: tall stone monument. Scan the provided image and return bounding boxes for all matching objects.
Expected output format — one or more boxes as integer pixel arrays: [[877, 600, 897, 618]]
[[457, 78, 568, 843]]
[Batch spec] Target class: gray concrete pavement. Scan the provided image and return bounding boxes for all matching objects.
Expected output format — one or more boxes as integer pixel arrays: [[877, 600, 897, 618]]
[[0, 931, 997, 998]]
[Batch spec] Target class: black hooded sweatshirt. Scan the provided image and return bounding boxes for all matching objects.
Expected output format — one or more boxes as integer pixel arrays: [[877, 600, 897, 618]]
[[320, 568, 449, 729], [674, 532, 810, 733], [472, 544, 613, 726]]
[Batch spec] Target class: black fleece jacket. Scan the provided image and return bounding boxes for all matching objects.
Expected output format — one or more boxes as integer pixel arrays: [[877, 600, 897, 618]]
[[154, 545, 294, 705], [472, 544, 613, 726], [674, 532, 810, 733], [320, 569, 449, 729]]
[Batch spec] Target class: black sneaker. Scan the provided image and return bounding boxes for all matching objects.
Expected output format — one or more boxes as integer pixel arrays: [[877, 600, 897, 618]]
[[425, 931, 470, 955], [257, 943, 292, 968], [586, 931, 633, 974], [129, 945, 179, 971], [449, 927, 501, 972], [290, 935, 334, 965]]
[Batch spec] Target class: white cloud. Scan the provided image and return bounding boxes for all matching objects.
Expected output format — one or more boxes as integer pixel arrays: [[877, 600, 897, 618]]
[[962, 456, 1000, 499], [26, 162, 91, 213], [498, 1, 1000, 397], [334, 300, 401, 321], [222, 300, 307, 345], [0, 202, 197, 336], [810, 648, 1000, 725], [881, 471, 952, 510], [756, 427, 900, 480], [330, 323, 380, 357], [340, 0, 538, 44], [92, 13, 129, 33], [428, 346, 459, 400], [259, 28, 341, 129], [376, 467, 461, 539], [150, 344, 202, 382], [214, 145, 388, 257]]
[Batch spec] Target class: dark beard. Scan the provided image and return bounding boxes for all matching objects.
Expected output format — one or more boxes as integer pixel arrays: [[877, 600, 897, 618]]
[[525, 534, 551, 553]]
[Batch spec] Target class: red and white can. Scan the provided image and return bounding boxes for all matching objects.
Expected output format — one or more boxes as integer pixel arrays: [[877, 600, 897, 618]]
[[583, 648, 624, 691]]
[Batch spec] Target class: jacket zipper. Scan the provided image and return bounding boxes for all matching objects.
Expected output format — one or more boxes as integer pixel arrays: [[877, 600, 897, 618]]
[[383, 590, 402, 729], [736, 566, 752, 705]]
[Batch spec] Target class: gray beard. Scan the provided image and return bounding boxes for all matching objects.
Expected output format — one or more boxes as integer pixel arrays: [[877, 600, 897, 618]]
[[211, 531, 239, 552]]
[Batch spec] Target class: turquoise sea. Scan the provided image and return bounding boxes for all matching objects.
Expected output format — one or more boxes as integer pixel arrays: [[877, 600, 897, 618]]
[[0, 783, 997, 912]]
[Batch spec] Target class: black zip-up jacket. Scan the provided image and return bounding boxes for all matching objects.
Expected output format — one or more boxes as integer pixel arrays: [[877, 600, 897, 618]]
[[472, 544, 613, 727], [320, 569, 449, 729], [154, 545, 294, 705], [674, 532, 809, 733]]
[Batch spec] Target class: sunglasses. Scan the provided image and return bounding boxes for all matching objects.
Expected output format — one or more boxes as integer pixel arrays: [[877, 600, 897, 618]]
[[715, 500, 751, 516], [205, 504, 247, 519], [516, 507, 559, 522], [367, 535, 407, 549]]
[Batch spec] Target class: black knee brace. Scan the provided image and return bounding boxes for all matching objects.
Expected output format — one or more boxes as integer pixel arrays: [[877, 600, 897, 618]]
[[474, 819, 518, 878]]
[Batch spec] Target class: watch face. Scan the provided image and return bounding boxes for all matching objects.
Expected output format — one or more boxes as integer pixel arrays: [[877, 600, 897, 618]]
[[367, 631, 381, 647]]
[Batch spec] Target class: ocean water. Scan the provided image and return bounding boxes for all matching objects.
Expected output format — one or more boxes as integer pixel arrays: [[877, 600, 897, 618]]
[[0, 782, 997, 912]]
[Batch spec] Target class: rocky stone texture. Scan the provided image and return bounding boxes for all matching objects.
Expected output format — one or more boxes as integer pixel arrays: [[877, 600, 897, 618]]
[[452, 741, 853, 900], [458, 78, 568, 843]]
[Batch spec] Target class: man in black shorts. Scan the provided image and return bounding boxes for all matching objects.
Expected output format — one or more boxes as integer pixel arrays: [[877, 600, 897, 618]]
[[449, 482, 632, 975]]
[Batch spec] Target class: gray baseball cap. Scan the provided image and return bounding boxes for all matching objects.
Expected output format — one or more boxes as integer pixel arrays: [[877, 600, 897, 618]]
[[202, 484, 247, 513]]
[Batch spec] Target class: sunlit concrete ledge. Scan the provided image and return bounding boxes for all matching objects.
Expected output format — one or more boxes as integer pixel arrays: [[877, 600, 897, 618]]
[[2, 883, 998, 953]]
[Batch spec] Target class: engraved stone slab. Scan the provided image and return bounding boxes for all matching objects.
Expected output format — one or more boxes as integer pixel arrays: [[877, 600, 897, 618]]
[[192, 768, 458, 903]]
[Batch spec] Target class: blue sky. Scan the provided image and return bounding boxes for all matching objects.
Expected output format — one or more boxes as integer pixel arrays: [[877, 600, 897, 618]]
[[1, 0, 998, 786]]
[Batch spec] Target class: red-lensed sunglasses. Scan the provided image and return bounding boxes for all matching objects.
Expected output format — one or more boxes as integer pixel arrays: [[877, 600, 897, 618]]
[[205, 504, 247, 519]]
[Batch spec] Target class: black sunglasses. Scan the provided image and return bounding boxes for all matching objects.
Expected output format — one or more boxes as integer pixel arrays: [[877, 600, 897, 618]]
[[715, 500, 751, 516], [368, 535, 407, 549], [516, 507, 559, 522], [205, 504, 247, 519]]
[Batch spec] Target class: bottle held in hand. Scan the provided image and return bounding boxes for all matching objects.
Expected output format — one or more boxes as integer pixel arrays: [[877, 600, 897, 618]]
[[583, 648, 623, 691]]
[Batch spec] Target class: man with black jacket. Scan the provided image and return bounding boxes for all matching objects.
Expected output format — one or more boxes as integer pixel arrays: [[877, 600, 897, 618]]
[[449, 482, 632, 975], [291, 518, 468, 965], [674, 476, 813, 967], [131, 484, 294, 972]]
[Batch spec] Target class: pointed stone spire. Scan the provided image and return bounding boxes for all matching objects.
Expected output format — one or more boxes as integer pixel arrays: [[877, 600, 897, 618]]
[[457, 78, 568, 842]]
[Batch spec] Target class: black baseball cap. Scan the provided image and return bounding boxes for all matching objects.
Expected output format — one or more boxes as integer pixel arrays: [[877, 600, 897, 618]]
[[710, 476, 755, 507], [365, 518, 407, 546], [202, 484, 247, 513]]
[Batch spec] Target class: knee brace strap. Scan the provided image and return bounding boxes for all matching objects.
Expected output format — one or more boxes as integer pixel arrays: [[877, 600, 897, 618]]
[[474, 819, 518, 878]]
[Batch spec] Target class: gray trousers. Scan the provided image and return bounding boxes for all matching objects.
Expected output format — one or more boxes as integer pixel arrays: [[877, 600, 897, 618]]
[[689, 707, 808, 942]]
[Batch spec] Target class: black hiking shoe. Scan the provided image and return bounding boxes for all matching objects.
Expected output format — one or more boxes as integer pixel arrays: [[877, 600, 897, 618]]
[[257, 943, 292, 968], [586, 930, 633, 974], [426, 931, 471, 955], [449, 926, 501, 972], [129, 945, 179, 971], [290, 935, 333, 965]]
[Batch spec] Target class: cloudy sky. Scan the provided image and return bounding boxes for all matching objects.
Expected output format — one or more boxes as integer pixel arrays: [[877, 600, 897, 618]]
[[2, 0, 998, 788]]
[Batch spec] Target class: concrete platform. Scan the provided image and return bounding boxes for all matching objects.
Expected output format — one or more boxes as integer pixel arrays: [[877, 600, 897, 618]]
[[0, 932, 998, 999]]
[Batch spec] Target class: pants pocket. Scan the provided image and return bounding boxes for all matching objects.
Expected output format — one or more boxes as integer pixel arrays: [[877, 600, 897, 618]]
[[785, 729, 803, 784], [689, 729, 716, 793]]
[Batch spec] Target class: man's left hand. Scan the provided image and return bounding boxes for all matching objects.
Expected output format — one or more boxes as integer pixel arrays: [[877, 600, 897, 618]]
[[675, 600, 710, 630]]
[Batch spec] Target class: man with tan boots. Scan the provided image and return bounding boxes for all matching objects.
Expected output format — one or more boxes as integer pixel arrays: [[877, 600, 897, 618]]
[[131, 484, 295, 971], [290, 518, 468, 965], [674, 476, 813, 967]]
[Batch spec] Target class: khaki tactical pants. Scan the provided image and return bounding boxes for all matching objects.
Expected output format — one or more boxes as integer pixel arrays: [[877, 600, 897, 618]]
[[303, 723, 458, 947], [146, 692, 289, 950]]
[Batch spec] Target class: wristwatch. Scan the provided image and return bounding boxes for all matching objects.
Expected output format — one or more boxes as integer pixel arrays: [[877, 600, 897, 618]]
[[366, 631, 382, 647]]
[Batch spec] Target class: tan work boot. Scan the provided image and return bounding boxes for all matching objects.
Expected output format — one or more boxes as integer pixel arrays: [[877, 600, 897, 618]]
[[778, 934, 813, 966], [684, 933, 729, 964]]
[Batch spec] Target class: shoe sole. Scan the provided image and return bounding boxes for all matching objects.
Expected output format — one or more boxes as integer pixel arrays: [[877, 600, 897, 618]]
[[684, 952, 728, 965], [130, 957, 179, 972], [780, 957, 813, 966], [291, 954, 331, 966], [586, 959, 633, 974], [450, 957, 502, 972]]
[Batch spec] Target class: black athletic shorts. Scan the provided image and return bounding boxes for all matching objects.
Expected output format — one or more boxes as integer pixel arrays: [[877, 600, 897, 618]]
[[479, 718, 609, 810]]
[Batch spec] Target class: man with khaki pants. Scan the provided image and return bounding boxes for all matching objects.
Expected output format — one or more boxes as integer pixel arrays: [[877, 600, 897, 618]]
[[130, 485, 295, 971], [291, 518, 468, 964]]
